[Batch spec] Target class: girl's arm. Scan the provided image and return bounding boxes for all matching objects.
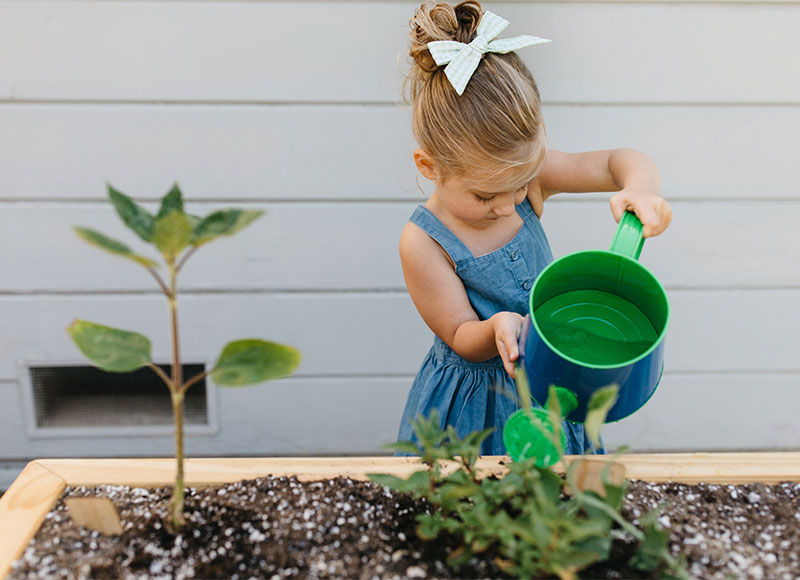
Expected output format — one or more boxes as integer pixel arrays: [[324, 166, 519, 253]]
[[527, 148, 672, 237], [399, 222, 523, 377]]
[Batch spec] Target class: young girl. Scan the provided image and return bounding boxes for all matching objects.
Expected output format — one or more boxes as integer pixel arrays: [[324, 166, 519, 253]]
[[396, 1, 673, 455]]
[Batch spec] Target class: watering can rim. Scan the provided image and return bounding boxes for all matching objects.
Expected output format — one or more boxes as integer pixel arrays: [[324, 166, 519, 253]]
[[525, 213, 671, 370]]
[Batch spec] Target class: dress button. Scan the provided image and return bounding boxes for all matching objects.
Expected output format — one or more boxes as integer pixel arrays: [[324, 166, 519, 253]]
[[522, 280, 532, 291], [510, 249, 519, 261]]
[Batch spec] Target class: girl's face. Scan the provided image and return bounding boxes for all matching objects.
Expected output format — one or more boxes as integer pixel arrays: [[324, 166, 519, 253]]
[[413, 137, 546, 229], [434, 173, 530, 228]]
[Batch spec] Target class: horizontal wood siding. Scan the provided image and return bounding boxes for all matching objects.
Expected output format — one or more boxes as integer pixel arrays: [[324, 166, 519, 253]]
[[1, 0, 797, 457], [2, 105, 799, 201], [2, 373, 799, 457], [1, 291, 798, 378], [2, 2, 798, 103], [2, 201, 799, 292]]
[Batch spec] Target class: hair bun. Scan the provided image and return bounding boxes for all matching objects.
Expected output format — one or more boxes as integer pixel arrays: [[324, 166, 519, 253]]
[[408, 1, 482, 76]]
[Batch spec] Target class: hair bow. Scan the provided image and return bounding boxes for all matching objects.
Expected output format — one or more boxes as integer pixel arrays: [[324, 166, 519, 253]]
[[427, 11, 550, 96]]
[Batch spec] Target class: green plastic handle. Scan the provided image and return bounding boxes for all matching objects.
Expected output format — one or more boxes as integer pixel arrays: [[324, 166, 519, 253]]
[[609, 211, 645, 260]]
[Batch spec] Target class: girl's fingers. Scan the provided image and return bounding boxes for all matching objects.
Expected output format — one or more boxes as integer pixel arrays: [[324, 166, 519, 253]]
[[610, 193, 672, 238], [493, 312, 525, 378], [501, 330, 519, 361], [498, 331, 521, 377], [609, 195, 627, 222], [496, 339, 516, 378]]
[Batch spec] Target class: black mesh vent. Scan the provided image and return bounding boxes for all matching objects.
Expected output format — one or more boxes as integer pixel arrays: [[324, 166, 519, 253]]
[[29, 364, 208, 428]]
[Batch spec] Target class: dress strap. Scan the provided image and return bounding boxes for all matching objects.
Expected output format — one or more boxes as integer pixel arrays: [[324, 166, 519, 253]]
[[409, 206, 474, 264], [515, 196, 535, 220]]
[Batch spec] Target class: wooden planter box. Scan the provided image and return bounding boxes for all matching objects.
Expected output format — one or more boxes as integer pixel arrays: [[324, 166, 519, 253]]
[[2, 453, 800, 579]]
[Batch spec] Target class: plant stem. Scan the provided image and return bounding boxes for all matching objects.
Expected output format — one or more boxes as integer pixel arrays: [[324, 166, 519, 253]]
[[176, 246, 197, 273], [180, 369, 211, 396], [146, 266, 171, 297], [166, 261, 186, 531], [148, 363, 173, 390], [168, 389, 186, 531]]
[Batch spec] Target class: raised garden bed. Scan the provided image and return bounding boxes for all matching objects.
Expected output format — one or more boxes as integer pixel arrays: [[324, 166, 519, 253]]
[[2, 454, 800, 579]]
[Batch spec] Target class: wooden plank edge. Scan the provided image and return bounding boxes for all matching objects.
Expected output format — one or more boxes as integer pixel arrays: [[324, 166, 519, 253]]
[[0, 461, 66, 580], [36, 452, 800, 487], [561, 453, 800, 484]]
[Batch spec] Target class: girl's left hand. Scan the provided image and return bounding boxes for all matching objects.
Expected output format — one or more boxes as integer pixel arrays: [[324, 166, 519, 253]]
[[609, 189, 672, 238], [492, 312, 525, 378]]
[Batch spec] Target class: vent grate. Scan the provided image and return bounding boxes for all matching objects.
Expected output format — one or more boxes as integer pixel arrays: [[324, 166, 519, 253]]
[[29, 364, 208, 428]]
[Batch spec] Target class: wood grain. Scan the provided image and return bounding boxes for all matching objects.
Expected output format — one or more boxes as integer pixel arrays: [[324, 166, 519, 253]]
[[64, 497, 123, 536], [0, 462, 65, 579], [35, 453, 800, 487]]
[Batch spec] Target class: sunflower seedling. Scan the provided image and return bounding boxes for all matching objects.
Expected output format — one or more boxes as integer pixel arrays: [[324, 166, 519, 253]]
[[68, 184, 301, 531]]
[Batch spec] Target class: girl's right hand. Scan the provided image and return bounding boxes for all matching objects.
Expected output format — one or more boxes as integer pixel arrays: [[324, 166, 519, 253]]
[[492, 312, 525, 378]]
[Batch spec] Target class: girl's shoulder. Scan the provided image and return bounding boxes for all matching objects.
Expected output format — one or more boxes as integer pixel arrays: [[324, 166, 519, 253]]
[[400, 221, 456, 270]]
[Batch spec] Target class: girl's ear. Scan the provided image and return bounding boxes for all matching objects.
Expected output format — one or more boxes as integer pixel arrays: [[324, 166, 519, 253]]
[[413, 148, 438, 181]]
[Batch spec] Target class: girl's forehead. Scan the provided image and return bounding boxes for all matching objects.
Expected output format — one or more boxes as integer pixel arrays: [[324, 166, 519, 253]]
[[460, 165, 539, 192], [457, 138, 547, 191]]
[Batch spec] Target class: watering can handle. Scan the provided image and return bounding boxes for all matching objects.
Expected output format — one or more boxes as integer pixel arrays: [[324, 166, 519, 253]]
[[517, 314, 531, 370], [609, 211, 645, 260]]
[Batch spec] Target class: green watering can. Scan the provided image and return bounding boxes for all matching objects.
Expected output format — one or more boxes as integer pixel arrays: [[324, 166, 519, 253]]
[[504, 211, 670, 465]]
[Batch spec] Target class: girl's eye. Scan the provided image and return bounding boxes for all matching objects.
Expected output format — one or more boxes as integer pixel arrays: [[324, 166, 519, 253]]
[[476, 195, 494, 203]]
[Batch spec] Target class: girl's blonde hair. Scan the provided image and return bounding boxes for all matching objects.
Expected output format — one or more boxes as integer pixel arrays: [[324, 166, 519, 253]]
[[405, 1, 546, 186]]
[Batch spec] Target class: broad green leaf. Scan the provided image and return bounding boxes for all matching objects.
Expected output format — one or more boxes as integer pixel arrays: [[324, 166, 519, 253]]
[[74, 227, 159, 268], [107, 184, 155, 242], [372, 469, 432, 496], [602, 480, 625, 510], [404, 469, 433, 496], [629, 509, 671, 572], [440, 484, 477, 504], [563, 540, 610, 568], [187, 214, 202, 229], [153, 210, 193, 259], [411, 410, 448, 448], [157, 183, 184, 219], [462, 427, 494, 448], [192, 209, 264, 247], [416, 512, 445, 540], [67, 319, 151, 372], [367, 473, 409, 491], [584, 385, 619, 449], [538, 465, 565, 502], [211, 339, 300, 386], [446, 545, 473, 567]]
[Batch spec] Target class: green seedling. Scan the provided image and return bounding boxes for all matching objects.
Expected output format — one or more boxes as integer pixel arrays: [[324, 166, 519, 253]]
[[67, 184, 301, 531], [370, 385, 686, 579]]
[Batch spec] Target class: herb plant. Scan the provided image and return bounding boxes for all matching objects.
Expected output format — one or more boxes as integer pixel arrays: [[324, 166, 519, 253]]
[[67, 184, 301, 531], [370, 385, 686, 579]]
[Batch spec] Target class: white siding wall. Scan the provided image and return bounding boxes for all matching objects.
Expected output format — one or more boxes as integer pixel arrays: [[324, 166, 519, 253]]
[[1, 0, 798, 459]]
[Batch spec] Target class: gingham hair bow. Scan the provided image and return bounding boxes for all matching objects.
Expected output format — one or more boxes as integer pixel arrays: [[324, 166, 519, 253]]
[[427, 11, 550, 96]]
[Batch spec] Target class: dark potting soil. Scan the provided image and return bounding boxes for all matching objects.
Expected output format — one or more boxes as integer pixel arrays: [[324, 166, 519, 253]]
[[9, 476, 800, 580]]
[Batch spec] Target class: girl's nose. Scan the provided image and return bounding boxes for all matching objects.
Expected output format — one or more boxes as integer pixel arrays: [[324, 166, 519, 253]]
[[493, 195, 515, 217]]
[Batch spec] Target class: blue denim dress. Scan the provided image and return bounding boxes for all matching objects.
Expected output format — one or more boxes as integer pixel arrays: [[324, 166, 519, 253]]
[[397, 198, 600, 456]]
